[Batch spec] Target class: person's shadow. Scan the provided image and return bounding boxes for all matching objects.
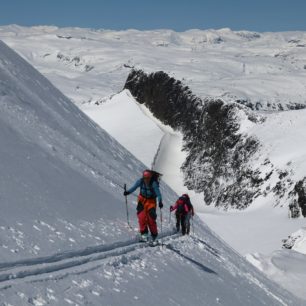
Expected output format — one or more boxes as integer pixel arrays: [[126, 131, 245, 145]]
[[165, 244, 217, 275]]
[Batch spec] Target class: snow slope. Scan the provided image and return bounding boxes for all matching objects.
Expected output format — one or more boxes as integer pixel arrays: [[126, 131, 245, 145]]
[[0, 41, 304, 305], [82, 90, 164, 168], [0, 39, 149, 259], [83, 87, 306, 300], [246, 228, 306, 300], [2, 24, 306, 302]]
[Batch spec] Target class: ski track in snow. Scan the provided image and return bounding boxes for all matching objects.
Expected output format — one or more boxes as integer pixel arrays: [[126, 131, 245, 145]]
[[151, 133, 167, 170], [0, 232, 231, 306], [0, 230, 180, 288]]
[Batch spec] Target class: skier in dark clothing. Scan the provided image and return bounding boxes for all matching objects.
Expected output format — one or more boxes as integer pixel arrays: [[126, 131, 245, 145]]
[[124, 170, 163, 242], [170, 194, 194, 235]]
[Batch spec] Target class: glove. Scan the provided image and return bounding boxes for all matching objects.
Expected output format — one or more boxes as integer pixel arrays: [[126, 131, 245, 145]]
[[159, 201, 163, 209], [123, 191, 130, 196], [170, 205, 174, 212]]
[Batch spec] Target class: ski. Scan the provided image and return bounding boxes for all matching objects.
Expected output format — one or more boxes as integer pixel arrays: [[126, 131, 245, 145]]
[[137, 234, 160, 247], [148, 239, 160, 247]]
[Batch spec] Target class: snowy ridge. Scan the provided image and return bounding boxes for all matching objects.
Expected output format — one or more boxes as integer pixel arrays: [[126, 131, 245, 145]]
[[83, 83, 306, 300], [82, 84, 306, 302], [123, 69, 306, 213], [0, 39, 304, 304]]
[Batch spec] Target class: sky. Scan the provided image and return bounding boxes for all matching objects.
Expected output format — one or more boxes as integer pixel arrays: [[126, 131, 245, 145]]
[[0, 0, 306, 32]]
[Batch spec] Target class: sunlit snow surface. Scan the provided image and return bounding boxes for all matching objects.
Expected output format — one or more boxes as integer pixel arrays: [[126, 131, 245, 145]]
[[1, 25, 306, 109], [1, 25, 306, 303], [83, 87, 306, 301]]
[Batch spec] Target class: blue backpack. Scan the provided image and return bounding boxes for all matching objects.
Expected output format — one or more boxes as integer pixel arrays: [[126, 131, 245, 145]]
[[140, 170, 162, 198]]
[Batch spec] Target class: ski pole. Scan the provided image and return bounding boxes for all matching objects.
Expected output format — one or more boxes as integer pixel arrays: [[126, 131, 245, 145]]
[[160, 208, 164, 247], [160, 208, 163, 234], [191, 215, 194, 235], [124, 184, 132, 230], [169, 210, 172, 224]]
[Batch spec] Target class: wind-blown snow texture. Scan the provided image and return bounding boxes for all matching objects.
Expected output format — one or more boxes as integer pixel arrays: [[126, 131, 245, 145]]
[[0, 39, 304, 304]]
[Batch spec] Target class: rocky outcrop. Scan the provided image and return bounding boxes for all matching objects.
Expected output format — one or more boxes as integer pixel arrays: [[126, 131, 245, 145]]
[[124, 69, 264, 209], [124, 69, 201, 132], [124, 69, 305, 213], [181, 100, 262, 209], [289, 178, 306, 217]]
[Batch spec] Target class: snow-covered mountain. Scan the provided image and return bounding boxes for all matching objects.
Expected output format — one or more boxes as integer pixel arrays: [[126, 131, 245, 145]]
[[122, 67, 306, 301], [123, 69, 306, 215], [0, 39, 149, 256], [82, 83, 306, 301], [1, 24, 306, 303], [1, 40, 303, 305], [1, 25, 306, 213], [1, 25, 306, 110]]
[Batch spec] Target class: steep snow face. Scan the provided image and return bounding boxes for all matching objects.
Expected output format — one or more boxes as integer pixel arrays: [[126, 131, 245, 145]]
[[0, 39, 176, 260], [1, 25, 306, 110], [82, 90, 164, 168], [0, 41, 303, 305]]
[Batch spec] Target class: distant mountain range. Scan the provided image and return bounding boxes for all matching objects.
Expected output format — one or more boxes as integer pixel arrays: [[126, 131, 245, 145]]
[[1, 25, 306, 110]]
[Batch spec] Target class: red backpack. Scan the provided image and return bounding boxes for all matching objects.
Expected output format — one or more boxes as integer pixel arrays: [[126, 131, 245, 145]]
[[176, 194, 192, 214]]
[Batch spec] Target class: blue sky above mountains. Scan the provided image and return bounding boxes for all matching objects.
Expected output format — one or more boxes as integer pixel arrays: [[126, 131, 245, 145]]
[[1, 0, 306, 32]]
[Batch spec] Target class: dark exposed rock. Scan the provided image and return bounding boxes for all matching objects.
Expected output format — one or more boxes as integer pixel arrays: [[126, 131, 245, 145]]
[[286, 103, 306, 110], [56, 53, 94, 72], [293, 178, 306, 217], [85, 65, 94, 72], [235, 98, 306, 111], [273, 181, 286, 198], [124, 69, 202, 131], [57, 35, 72, 39], [182, 100, 261, 209], [288, 39, 300, 44], [123, 64, 134, 69], [124, 69, 265, 209], [236, 31, 261, 40], [282, 234, 299, 249], [124, 69, 304, 212]]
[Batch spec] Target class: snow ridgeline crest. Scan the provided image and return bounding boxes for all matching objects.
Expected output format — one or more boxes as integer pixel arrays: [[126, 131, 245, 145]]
[[124, 69, 306, 215]]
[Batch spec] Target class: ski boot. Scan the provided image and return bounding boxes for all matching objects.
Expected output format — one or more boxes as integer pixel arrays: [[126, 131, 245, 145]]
[[139, 233, 149, 242], [148, 235, 159, 247]]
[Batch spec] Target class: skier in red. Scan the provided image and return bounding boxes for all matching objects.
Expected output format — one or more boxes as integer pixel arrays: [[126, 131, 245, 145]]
[[170, 194, 194, 235], [124, 170, 163, 242]]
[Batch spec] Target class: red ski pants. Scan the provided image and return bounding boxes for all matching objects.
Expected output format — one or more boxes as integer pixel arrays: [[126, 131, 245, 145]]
[[137, 195, 158, 236]]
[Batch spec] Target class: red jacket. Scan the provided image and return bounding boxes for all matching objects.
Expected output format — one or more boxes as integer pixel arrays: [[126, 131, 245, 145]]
[[171, 196, 194, 215]]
